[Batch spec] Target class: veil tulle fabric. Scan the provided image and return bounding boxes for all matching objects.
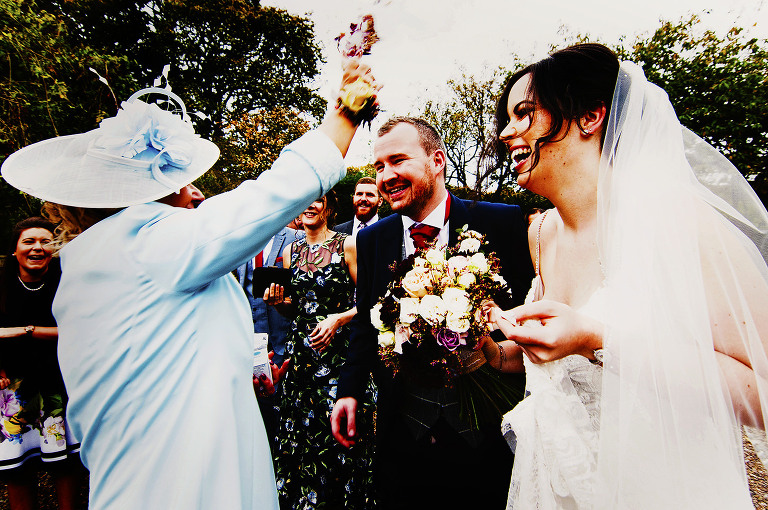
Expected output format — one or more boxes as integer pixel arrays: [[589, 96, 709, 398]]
[[595, 61, 768, 507]]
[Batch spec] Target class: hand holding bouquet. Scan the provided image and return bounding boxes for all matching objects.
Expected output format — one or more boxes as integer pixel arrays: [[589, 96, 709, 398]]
[[334, 14, 381, 126]]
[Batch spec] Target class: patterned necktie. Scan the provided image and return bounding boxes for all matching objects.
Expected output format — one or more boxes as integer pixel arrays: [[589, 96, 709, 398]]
[[359, 222, 367, 230], [409, 223, 441, 251]]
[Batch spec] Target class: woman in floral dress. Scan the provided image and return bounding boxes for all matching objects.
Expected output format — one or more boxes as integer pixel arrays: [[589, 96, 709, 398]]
[[267, 190, 375, 509], [0, 217, 84, 509]]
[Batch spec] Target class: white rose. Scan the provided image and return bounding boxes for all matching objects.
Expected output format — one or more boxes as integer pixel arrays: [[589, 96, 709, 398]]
[[402, 266, 432, 298], [378, 331, 395, 347], [458, 237, 481, 254], [442, 287, 472, 316], [424, 248, 445, 266], [418, 294, 447, 326], [457, 272, 476, 288], [370, 303, 385, 331], [469, 252, 489, 273], [446, 311, 471, 333], [447, 255, 470, 277], [413, 256, 428, 267], [399, 297, 420, 324]]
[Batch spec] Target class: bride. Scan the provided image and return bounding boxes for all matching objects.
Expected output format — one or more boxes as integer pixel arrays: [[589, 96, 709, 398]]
[[481, 43, 768, 508]]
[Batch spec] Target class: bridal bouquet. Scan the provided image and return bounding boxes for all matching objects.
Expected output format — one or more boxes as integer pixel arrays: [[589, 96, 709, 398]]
[[372, 227, 524, 425], [373, 227, 505, 371]]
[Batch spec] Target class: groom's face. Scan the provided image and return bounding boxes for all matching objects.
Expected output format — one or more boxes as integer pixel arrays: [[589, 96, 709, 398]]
[[373, 123, 442, 221]]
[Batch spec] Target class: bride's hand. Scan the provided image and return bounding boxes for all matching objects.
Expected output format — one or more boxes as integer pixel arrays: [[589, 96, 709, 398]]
[[499, 300, 604, 364], [481, 301, 518, 339]]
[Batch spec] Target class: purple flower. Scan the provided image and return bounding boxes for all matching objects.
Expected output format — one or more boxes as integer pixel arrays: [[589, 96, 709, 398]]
[[435, 327, 461, 351], [0, 390, 20, 418]]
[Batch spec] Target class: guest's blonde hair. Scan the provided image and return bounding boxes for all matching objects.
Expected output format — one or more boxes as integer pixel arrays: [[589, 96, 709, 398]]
[[42, 202, 121, 252]]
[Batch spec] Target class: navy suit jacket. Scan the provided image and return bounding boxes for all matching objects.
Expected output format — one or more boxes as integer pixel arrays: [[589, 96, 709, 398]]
[[334, 219, 354, 235], [338, 194, 534, 436], [234, 227, 299, 366]]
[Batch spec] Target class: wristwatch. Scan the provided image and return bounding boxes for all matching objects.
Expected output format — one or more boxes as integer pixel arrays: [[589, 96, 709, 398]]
[[24, 325, 35, 336]]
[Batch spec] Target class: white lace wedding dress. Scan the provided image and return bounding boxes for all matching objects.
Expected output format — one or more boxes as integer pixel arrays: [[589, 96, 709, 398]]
[[502, 273, 606, 510]]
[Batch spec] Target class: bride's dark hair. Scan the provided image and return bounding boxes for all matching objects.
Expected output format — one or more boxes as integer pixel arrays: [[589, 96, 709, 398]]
[[493, 43, 620, 173]]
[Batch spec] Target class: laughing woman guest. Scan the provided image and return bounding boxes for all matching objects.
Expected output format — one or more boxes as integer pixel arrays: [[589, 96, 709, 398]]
[[267, 190, 375, 509], [0, 217, 83, 510], [0, 60, 376, 510]]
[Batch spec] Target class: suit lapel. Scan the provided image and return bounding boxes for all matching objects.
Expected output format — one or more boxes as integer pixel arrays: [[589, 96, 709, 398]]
[[241, 258, 251, 287], [448, 194, 470, 246], [367, 216, 404, 303], [382, 217, 403, 265], [266, 230, 285, 266]]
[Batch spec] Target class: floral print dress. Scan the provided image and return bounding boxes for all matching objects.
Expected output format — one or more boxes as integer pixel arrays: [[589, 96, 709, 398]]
[[274, 232, 375, 509], [0, 261, 79, 472]]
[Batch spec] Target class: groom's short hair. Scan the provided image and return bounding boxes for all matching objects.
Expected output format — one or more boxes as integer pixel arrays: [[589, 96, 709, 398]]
[[377, 116, 446, 157]]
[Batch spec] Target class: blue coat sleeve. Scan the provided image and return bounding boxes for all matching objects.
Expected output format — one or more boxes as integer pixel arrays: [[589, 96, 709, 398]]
[[129, 130, 346, 292]]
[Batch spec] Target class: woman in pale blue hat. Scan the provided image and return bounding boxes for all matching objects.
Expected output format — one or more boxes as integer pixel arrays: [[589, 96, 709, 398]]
[[1, 61, 378, 509]]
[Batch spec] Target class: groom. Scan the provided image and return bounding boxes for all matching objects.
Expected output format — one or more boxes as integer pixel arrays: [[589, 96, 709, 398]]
[[331, 117, 533, 509]]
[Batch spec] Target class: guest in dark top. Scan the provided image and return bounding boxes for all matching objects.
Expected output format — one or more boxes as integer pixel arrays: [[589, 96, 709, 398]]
[[0, 217, 84, 510]]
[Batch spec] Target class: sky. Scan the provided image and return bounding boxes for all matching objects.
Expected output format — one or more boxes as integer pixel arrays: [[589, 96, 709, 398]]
[[262, 0, 767, 165]]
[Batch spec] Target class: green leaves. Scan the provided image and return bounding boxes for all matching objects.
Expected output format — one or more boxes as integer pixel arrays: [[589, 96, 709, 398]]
[[0, 0, 135, 243], [1, 0, 326, 245], [618, 15, 767, 204], [420, 68, 513, 189]]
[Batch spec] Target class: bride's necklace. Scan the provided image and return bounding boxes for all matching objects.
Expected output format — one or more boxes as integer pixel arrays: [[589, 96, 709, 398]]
[[18, 275, 45, 292]]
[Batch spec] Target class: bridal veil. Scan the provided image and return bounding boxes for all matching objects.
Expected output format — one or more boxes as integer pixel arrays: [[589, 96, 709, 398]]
[[595, 61, 768, 507]]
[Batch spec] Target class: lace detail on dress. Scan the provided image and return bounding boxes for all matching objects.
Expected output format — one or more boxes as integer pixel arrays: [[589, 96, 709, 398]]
[[502, 267, 606, 509], [291, 232, 346, 273]]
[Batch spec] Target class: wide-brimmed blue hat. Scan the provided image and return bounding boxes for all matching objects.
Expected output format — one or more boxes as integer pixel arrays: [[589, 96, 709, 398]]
[[1, 88, 219, 208]]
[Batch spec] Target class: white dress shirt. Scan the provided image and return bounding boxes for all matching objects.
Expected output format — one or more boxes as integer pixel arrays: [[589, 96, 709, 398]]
[[401, 193, 450, 257], [352, 213, 379, 237]]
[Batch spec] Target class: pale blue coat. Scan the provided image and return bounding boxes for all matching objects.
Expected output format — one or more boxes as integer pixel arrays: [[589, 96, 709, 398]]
[[53, 131, 345, 509]]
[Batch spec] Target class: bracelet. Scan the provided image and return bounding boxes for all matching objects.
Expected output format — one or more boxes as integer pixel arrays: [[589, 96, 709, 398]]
[[496, 342, 507, 370], [24, 325, 35, 336]]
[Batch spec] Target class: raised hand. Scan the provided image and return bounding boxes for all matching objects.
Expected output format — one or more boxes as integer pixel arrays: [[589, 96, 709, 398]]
[[336, 58, 380, 125]]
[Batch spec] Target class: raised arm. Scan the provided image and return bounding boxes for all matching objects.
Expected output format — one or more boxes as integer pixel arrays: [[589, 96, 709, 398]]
[[135, 63, 378, 291]]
